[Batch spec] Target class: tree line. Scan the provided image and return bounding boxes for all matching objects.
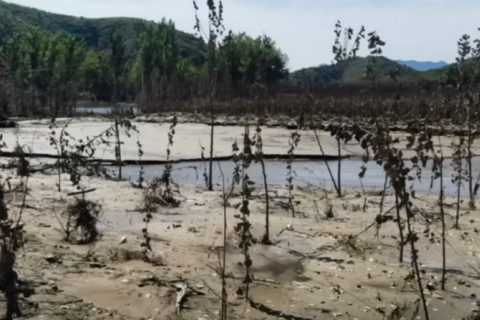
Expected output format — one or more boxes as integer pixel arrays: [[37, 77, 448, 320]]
[[0, 19, 288, 116]]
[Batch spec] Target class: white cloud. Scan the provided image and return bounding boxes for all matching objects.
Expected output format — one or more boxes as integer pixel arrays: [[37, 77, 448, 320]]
[[6, 0, 480, 70]]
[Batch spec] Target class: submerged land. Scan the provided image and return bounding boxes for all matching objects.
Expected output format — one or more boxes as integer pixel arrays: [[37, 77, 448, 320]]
[[7, 116, 480, 161], [1, 117, 479, 320]]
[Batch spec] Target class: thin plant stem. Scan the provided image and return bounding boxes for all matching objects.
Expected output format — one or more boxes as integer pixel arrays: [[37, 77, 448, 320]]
[[217, 160, 228, 319], [313, 129, 340, 196], [405, 203, 430, 320], [208, 100, 214, 191], [467, 106, 473, 203], [115, 118, 122, 180], [394, 189, 404, 263], [455, 154, 462, 229], [379, 174, 388, 214], [336, 118, 342, 197], [260, 158, 270, 244], [440, 156, 446, 289]]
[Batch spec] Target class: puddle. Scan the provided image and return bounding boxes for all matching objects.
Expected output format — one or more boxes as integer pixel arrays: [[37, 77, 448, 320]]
[[249, 245, 309, 283], [75, 102, 139, 115], [113, 158, 480, 197]]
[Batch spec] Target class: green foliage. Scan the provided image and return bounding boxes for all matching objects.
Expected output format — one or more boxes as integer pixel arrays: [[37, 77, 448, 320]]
[[233, 126, 255, 299], [79, 50, 101, 93], [4, 0, 479, 114], [3, 27, 86, 115], [133, 19, 181, 104], [0, 0, 205, 64], [219, 32, 288, 94], [0, 0, 289, 114], [332, 21, 365, 64]]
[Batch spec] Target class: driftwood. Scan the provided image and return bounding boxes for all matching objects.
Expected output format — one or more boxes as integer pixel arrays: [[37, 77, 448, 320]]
[[0, 151, 347, 166], [66, 189, 96, 197], [248, 299, 316, 320]]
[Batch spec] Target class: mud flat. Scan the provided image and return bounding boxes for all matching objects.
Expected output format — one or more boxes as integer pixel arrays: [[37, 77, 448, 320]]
[[6, 118, 480, 161], [4, 165, 480, 320], [1, 117, 479, 319]]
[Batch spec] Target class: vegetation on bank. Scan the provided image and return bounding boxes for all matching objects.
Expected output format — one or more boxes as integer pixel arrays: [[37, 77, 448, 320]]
[[0, 0, 479, 118], [0, 0, 288, 116], [0, 0, 205, 61]]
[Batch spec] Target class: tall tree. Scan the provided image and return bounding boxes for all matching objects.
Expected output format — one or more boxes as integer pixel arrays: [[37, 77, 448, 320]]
[[24, 27, 44, 114], [3, 33, 24, 114], [133, 19, 180, 107], [219, 32, 288, 97], [79, 50, 102, 99], [59, 35, 86, 115], [109, 32, 126, 104]]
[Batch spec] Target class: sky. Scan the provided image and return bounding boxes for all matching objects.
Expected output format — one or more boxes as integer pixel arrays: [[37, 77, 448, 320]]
[[5, 0, 480, 70]]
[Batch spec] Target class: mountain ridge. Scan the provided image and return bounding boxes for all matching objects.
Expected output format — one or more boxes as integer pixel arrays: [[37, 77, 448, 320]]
[[396, 60, 449, 71]]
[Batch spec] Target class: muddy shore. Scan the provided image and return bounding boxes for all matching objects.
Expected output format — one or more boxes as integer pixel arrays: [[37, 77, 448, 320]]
[[0, 118, 478, 319], [5, 118, 480, 162], [4, 170, 480, 320]]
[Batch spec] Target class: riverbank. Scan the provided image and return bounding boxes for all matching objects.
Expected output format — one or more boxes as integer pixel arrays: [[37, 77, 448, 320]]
[[4, 118, 480, 162], [6, 168, 480, 320]]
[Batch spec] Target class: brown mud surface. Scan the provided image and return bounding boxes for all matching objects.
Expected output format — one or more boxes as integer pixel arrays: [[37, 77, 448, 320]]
[[0, 117, 479, 319], [3, 170, 480, 320], [5, 118, 480, 161]]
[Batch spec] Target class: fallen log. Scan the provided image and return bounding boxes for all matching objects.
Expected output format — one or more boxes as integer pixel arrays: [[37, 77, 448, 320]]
[[0, 151, 348, 166]]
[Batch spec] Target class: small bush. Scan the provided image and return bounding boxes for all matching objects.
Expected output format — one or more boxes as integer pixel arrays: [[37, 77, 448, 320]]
[[12, 144, 29, 177], [324, 203, 335, 219], [138, 177, 180, 213], [66, 198, 102, 244]]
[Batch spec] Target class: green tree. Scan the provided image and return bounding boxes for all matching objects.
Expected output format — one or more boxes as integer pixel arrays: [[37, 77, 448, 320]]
[[24, 27, 44, 113], [134, 19, 180, 107], [161, 19, 179, 100], [176, 57, 197, 99], [37, 32, 62, 114], [3, 33, 24, 113], [108, 32, 126, 104], [58, 35, 86, 115], [79, 50, 102, 97], [221, 31, 243, 96], [219, 32, 288, 97], [258, 35, 288, 93]]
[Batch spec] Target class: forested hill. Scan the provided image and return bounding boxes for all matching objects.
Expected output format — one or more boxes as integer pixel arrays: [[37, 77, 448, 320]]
[[290, 56, 421, 84], [0, 0, 206, 63], [0, 0, 291, 114], [0, 0, 457, 86]]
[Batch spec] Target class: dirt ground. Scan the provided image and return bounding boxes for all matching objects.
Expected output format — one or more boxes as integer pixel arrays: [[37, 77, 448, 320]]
[[0, 118, 479, 320], [4, 118, 480, 161], [2, 168, 480, 320]]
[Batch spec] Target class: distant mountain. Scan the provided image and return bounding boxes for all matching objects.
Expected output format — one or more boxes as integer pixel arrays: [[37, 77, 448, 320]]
[[290, 56, 417, 85], [396, 60, 449, 71]]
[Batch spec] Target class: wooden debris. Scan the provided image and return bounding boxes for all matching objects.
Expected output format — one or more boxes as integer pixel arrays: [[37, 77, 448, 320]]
[[175, 283, 187, 315]]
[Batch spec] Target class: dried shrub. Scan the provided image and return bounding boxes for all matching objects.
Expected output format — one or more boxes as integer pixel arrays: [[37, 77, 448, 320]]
[[11, 144, 29, 177], [323, 190, 335, 219], [139, 177, 180, 213], [107, 247, 144, 262], [65, 198, 102, 244], [0, 187, 31, 320]]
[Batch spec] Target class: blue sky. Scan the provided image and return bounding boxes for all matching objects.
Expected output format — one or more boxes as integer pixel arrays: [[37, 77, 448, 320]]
[[6, 0, 480, 70]]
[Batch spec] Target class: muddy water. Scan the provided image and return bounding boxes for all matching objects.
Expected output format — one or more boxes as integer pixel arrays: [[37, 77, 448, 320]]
[[116, 158, 479, 197]]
